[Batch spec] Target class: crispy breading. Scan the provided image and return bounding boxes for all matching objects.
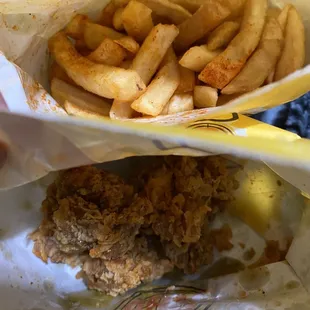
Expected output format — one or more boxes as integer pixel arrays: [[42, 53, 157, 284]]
[[31, 157, 236, 296]]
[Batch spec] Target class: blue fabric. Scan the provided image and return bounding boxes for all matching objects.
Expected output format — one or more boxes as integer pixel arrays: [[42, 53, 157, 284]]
[[252, 92, 310, 138]]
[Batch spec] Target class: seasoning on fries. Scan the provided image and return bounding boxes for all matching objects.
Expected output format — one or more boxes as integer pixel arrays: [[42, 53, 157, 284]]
[[222, 17, 283, 94], [198, 0, 268, 89], [48, 0, 306, 120]]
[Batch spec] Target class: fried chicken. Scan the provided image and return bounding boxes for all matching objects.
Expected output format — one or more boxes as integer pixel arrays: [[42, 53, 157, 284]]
[[31, 156, 236, 296], [140, 156, 235, 247], [163, 222, 214, 274], [82, 237, 173, 296]]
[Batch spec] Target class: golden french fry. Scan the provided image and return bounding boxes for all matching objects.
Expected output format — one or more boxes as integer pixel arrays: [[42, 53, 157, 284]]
[[122, 1, 154, 42], [99, 1, 118, 27], [217, 93, 241, 106], [266, 4, 292, 84], [174, 0, 246, 52], [274, 6, 305, 81], [87, 37, 126, 66], [137, 0, 191, 25], [160, 47, 178, 69], [131, 60, 180, 116], [65, 14, 88, 39], [265, 71, 275, 85], [194, 86, 218, 108], [49, 32, 145, 101], [161, 93, 194, 115], [114, 36, 140, 55], [277, 4, 292, 30], [51, 78, 111, 116], [64, 100, 109, 120], [119, 59, 132, 69], [114, 0, 131, 6], [131, 24, 179, 85], [84, 22, 124, 50], [75, 40, 92, 56], [169, 0, 207, 13], [176, 66, 195, 93], [199, 0, 268, 89], [267, 7, 281, 19], [206, 21, 240, 51], [49, 62, 76, 85], [113, 7, 125, 30], [75, 39, 87, 50], [110, 99, 135, 119], [179, 45, 221, 72], [222, 18, 283, 94]]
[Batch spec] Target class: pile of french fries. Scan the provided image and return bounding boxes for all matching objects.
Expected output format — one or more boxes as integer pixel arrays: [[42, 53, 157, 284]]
[[49, 0, 305, 120]]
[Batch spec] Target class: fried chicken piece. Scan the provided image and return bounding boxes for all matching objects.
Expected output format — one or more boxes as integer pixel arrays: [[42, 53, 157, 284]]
[[141, 156, 234, 247], [82, 237, 173, 296], [31, 156, 236, 296], [163, 223, 214, 274], [31, 168, 153, 263], [31, 233, 84, 267], [55, 166, 134, 211]]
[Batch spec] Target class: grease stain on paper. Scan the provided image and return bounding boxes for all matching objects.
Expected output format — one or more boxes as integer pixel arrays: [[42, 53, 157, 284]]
[[239, 266, 270, 291]]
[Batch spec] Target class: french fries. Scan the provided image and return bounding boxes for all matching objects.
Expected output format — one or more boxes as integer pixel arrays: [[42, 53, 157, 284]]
[[131, 60, 180, 116], [266, 4, 292, 83], [160, 47, 178, 69], [51, 78, 111, 116], [194, 86, 218, 108], [49, 32, 145, 101], [222, 17, 283, 94], [206, 21, 240, 51], [267, 7, 281, 19], [179, 45, 221, 72], [176, 66, 195, 93], [131, 23, 179, 85], [64, 100, 108, 120], [84, 22, 124, 50], [74, 36, 92, 56], [99, 1, 118, 27], [110, 100, 135, 119], [114, 0, 131, 6], [119, 60, 132, 69], [137, 0, 191, 25], [169, 0, 207, 13], [199, 0, 268, 89], [114, 36, 140, 55], [87, 37, 126, 66], [113, 7, 125, 30], [277, 4, 292, 30], [274, 6, 305, 81], [49, 62, 76, 85], [51, 0, 306, 121], [174, 0, 245, 52], [122, 1, 154, 42], [161, 93, 194, 115], [65, 14, 88, 39]]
